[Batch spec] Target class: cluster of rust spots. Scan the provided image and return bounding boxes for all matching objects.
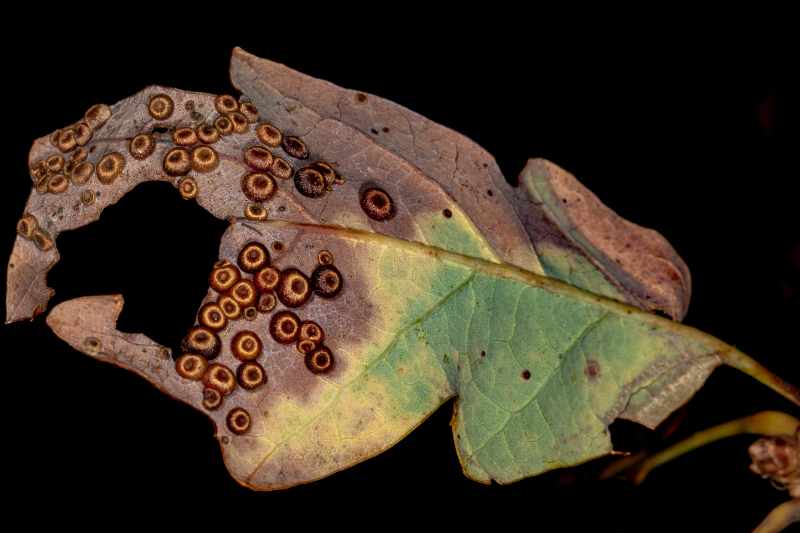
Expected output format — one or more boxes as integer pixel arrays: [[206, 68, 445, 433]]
[[15, 213, 54, 251], [30, 103, 113, 196], [173, 241, 345, 435]]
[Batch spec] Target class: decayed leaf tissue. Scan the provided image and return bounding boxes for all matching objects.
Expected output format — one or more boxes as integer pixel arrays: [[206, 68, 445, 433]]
[[8, 47, 798, 491]]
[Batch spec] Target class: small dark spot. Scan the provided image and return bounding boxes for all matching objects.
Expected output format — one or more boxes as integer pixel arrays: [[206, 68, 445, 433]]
[[442, 208, 452, 218], [191, 111, 203, 121], [184, 100, 195, 111], [153, 126, 169, 134], [482, 163, 488, 168], [370, 128, 378, 135], [522, 370, 531, 380], [562, 198, 567, 203], [480, 351, 486, 358], [585, 360, 601, 379], [356, 93, 367, 103], [272, 241, 284, 252], [486, 189, 493, 196], [277, 205, 286, 212], [382, 127, 389, 133]]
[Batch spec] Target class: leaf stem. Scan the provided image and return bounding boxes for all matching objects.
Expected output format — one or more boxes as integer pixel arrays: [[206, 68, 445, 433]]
[[721, 348, 800, 407], [753, 499, 800, 533], [629, 411, 799, 484]]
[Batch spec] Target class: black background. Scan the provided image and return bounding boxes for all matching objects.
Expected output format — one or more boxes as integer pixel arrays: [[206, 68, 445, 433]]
[[3, 24, 797, 530]]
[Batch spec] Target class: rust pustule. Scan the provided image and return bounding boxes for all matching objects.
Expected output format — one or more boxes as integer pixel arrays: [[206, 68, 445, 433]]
[[226, 407, 251, 435], [241, 172, 276, 202], [181, 326, 222, 360], [203, 363, 236, 395], [238, 242, 270, 273], [305, 346, 335, 374], [311, 264, 343, 299], [175, 354, 208, 381], [269, 310, 300, 344], [237, 361, 267, 390], [360, 187, 395, 221], [231, 330, 263, 361], [277, 268, 311, 308], [148, 94, 174, 120]]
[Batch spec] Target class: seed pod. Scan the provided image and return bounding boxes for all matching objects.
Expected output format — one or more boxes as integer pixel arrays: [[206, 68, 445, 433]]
[[202, 387, 223, 411], [191, 145, 219, 173], [84, 103, 112, 130], [254, 266, 280, 293], [198, 302, 227, 331], [268, 156, 293, 180], [282, 136, 309, 159], [218, 295, 242, 320], [181, 326, 221, 360], [239, 101, 259, 123], [294, 166, 327, 198], [241, 172, 276, 202], [210, 262, 241, 292], [70, 162, 94, 185], [214, 116, 234, 136], [305, 346, 335, 374], [129, 133, 156, 160], [96, 152, 126, 184], [163, 147, 191, 176], [230, 279, 257, 307], [148, 94, 174, 120], [360, 187, 396, 221], [215, 94, 238, 114], [196, 123, 220, 144], [175, 354, 208, 381], [178, 177, 198, 200], [226, 407, 251, 435], [269, 310, 300, 344], [173, 127, 198, 146], [74, 122, 93, 146], [237, 242, 270, 273], [228, 111, 249, 133], [256, 292, 277, 313], [237, 362, 266, 390], [276, 268, 311, 308], [202, 363, 236, 395], [311, 264, 344, 298], [243, 145, 273, 171], [256, 123, 282, 147], [231, 330, 262, 361]]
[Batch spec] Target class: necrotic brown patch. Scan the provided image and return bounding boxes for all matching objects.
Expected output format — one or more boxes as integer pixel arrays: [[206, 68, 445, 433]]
[[231, 330, 262, 361], [237, 242, 270, 273], [360, 187, 395, 221], [210, 262, 241, 292], [241, 172, 276, 202], [96, 152, 125, 184], [305, 346, 335, 374], [294, 166, 327, 198], [181, 327, 222, 360], [311, 264, 343, 299], [237, 361, 267, 390], [226, 407, 251, 435], [203, 363, 236, 395], [129, 134, 155, 160], [175, 354, 208, 381], [198, 302, 227, 331], [277, 268, 311, 308], [270, 310, 300, 344]]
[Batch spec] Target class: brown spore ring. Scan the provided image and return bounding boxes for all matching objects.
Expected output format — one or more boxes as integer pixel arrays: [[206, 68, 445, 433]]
[[244, 203, 268, 221], [129, 133, 155, 160], [191, 145, 219, 173], [214, 116, 234, 136], [198, 302, 227, 331], [210, 262, 241, 292], [294, 166, 327, 198], [277, 268, 311, 308], [243, 306, 258, 321], [202, 363, 236, 395], [214, 94, 238, 114], [218, 295, 242, 320], [243, 145, 273, 171], [237, 242, 270, 273], [254, 266, 280, 292], [228, 111, 249, 133], [237, 361, 267, 390], [148, 94, 174, 120], [229, 279, 257, 307], [163, 147, 192, 176], [178, 177, 198, 200], [96, 152, 126, 184], [311, 264, 343, 299], [231, 330, 262, 361], [360, 187, 396, 221], [269, 310, 300, 344], [197, 124, 220, 144], [241, 172, 276, 202], [175, 353, 208, 381], [181, 326, 222, 360], [305, 346, 335, 374], [256, 292, 277, 313], [173, 127, 198, 146], [226, 407, 251, 435]]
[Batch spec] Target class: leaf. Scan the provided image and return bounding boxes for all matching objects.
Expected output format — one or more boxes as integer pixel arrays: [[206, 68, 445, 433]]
[[8, 48, 688, 323], [46, 220, 796, 489]]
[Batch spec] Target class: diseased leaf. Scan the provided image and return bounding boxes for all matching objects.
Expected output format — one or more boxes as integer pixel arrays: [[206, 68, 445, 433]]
[[10, 48, 798, 491], [46, 220, 794, 489]]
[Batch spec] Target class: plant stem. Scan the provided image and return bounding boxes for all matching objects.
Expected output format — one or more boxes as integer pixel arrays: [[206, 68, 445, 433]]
[[630, 411, 799, 484], [721, 348, 800, 407], [753, 499, 800, 533]]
